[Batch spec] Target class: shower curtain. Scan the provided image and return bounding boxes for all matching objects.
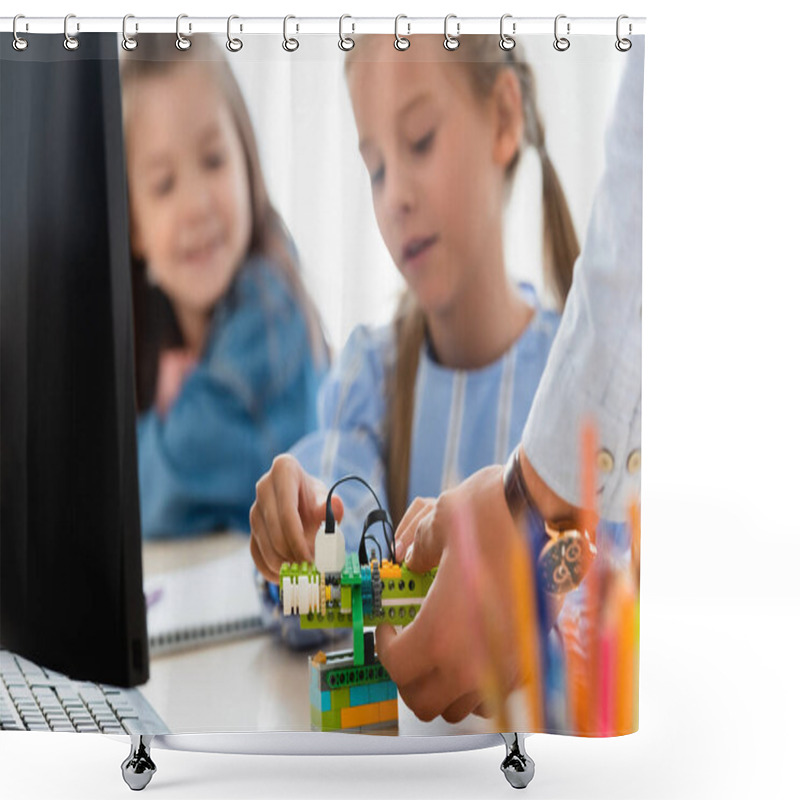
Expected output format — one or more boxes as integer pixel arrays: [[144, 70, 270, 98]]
[[1, 21, 643, 743]]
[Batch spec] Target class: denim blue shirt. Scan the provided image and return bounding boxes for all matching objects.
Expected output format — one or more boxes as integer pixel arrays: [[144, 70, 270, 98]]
[[137, 255, 326, 539]]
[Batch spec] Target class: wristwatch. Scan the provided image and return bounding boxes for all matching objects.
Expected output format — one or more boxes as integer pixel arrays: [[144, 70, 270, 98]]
[[503, 447, 596, 595]]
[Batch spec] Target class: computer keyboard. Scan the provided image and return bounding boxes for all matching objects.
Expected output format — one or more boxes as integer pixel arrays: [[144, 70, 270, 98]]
[[0, 649, 168, 734]]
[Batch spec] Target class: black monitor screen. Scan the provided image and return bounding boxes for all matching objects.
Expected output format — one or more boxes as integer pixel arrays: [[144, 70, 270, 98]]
[[0, 33, 148, 687]]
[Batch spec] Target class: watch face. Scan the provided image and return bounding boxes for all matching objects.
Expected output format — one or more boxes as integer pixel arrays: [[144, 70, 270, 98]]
[[537, 530, 596, 594]]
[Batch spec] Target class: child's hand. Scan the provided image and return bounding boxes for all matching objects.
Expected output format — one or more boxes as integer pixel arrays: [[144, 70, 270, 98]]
[[155, 348, 198, 417], [249, 454, 344, 583]]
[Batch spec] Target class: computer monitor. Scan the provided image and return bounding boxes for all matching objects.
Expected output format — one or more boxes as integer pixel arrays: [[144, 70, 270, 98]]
[[0, 32, 149, 687]]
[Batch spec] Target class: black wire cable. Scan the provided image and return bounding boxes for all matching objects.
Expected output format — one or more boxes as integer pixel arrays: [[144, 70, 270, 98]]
[[363, 533, 383, 561], [324, 474, 396, 564]]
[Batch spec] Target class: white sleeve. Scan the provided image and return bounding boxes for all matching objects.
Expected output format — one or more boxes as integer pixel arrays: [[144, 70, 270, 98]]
[[521, 39, 644, 522]]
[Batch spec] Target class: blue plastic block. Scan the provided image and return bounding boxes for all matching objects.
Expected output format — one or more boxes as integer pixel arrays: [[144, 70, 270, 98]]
[[370, 681, 396, 703], [320, 690, 331, 712], [349, 684, 371, 707]]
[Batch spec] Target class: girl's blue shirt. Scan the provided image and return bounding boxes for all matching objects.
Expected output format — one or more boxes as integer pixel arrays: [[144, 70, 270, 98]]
[[137, 254, 326, 539], [291, 282, 562, 550]]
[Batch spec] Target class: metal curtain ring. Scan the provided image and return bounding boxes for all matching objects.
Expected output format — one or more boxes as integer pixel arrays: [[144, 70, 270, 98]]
[[227, 15, 243, 52], [499, 14, 515, 51], [339, 14, 355, 51], [443, 14, 460, 51], [122, 14, 138, 51], [283, 15, 299, 52], [63, 13, 79, 51], [12, 15, 28, 51], [394, 15, 410, 51], [616, 14, 632, 51], [176, 14, 191, 50], [554, 14, 570, 51]]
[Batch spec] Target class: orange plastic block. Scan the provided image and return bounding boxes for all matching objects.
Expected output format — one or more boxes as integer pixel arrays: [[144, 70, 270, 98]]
[[340, 701, 381, 729], [379, 560, 402, 580], [378, 699, 398, 722]]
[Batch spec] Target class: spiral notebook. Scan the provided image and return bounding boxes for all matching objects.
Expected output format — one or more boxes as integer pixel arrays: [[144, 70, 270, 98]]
[[144, 546, 266, 656]]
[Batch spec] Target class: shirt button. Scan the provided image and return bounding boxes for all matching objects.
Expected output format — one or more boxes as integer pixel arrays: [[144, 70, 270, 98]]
[[627, 449, 641, 474], [596, 449, 614, 474]]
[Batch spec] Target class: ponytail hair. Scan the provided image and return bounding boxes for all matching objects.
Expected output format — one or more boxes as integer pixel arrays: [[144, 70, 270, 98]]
[[348, 36, 579, 525], [507, 48, 580, 310]]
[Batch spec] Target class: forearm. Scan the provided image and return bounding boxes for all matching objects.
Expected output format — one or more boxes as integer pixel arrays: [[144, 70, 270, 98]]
[[521, 41, 644, 521]]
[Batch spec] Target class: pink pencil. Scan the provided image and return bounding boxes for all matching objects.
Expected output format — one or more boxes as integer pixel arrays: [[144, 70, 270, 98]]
[[598, 622, 616, 736]]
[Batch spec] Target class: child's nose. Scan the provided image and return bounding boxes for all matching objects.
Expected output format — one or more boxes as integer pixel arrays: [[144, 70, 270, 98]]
[[383, 164, 416, 219], [179, 172, 215, 222]]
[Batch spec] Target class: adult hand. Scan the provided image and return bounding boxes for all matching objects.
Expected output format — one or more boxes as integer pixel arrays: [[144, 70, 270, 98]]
[[376, 465, 531, 724], [250, 454, 344, 583]]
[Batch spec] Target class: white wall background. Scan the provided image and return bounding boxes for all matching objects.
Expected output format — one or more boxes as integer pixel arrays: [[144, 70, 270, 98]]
[[227, 35, 623, 350], [3, 1, 800, 799]]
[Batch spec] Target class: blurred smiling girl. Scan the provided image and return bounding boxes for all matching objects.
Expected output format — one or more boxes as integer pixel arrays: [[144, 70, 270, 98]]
[[121, 35, 327, 539]]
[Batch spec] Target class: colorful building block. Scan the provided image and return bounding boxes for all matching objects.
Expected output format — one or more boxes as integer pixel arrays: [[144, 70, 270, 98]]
[[308, 648, 399, 732], [281, 519, 437, 731]]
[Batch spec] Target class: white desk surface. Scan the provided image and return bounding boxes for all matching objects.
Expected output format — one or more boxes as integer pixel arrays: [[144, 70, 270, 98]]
[[139, 532, 501, 737]]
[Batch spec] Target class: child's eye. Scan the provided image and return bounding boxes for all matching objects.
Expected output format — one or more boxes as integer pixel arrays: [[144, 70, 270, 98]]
[[204, 151, 225, 170], [412, 130, 435, 154], [370, 164, 385, 187], [153, 176, 174, 197]]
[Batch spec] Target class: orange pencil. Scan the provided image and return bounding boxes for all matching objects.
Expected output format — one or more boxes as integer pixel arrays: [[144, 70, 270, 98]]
[[615, 576, 637, 733], [580, 420, 602, 734]]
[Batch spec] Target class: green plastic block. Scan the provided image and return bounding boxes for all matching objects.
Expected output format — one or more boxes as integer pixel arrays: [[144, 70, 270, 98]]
[[330, 687, 349, 712], [324, 660, 391, 690], [341, 584, 352, 613], [352, 586, 364, 666], [340, 553, 362, 585], [320, 709, 341, 731]]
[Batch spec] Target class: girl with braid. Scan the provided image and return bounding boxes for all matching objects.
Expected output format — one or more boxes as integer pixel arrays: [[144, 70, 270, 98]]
[[250, 35, 579, 663]]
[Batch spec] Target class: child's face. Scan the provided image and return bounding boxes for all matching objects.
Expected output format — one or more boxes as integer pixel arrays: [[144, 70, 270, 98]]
[[347, 38, 512, 317], [126, 63, 252, 319]]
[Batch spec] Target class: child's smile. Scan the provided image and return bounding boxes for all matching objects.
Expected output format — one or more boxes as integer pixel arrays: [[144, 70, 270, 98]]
[[126, 62, 252, 344]]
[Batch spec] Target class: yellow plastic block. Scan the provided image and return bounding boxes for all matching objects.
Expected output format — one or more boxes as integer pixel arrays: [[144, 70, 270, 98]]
[[378, 699, 398, 722], [340, 702, 381, 729]]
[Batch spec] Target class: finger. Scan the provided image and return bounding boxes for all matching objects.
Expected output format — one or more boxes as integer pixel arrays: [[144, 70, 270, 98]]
[[261, 479, 297, 571], [395, 496, 430, 544], [441, 691, 483, 724], [249, 523, 273, 581], [275, 470, 313, 563], [331, 494, 345, 523], [250, 499, 285, 582], [399, 668, 470, 723], [375, 620, 434, 690], [404, 509, 447, 573], [309, 491, 344, 528], [395, 499, 433, 562], [301, 477, 344, 538], [473, 701, 491, 719], [249, 493, 272, 577]]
